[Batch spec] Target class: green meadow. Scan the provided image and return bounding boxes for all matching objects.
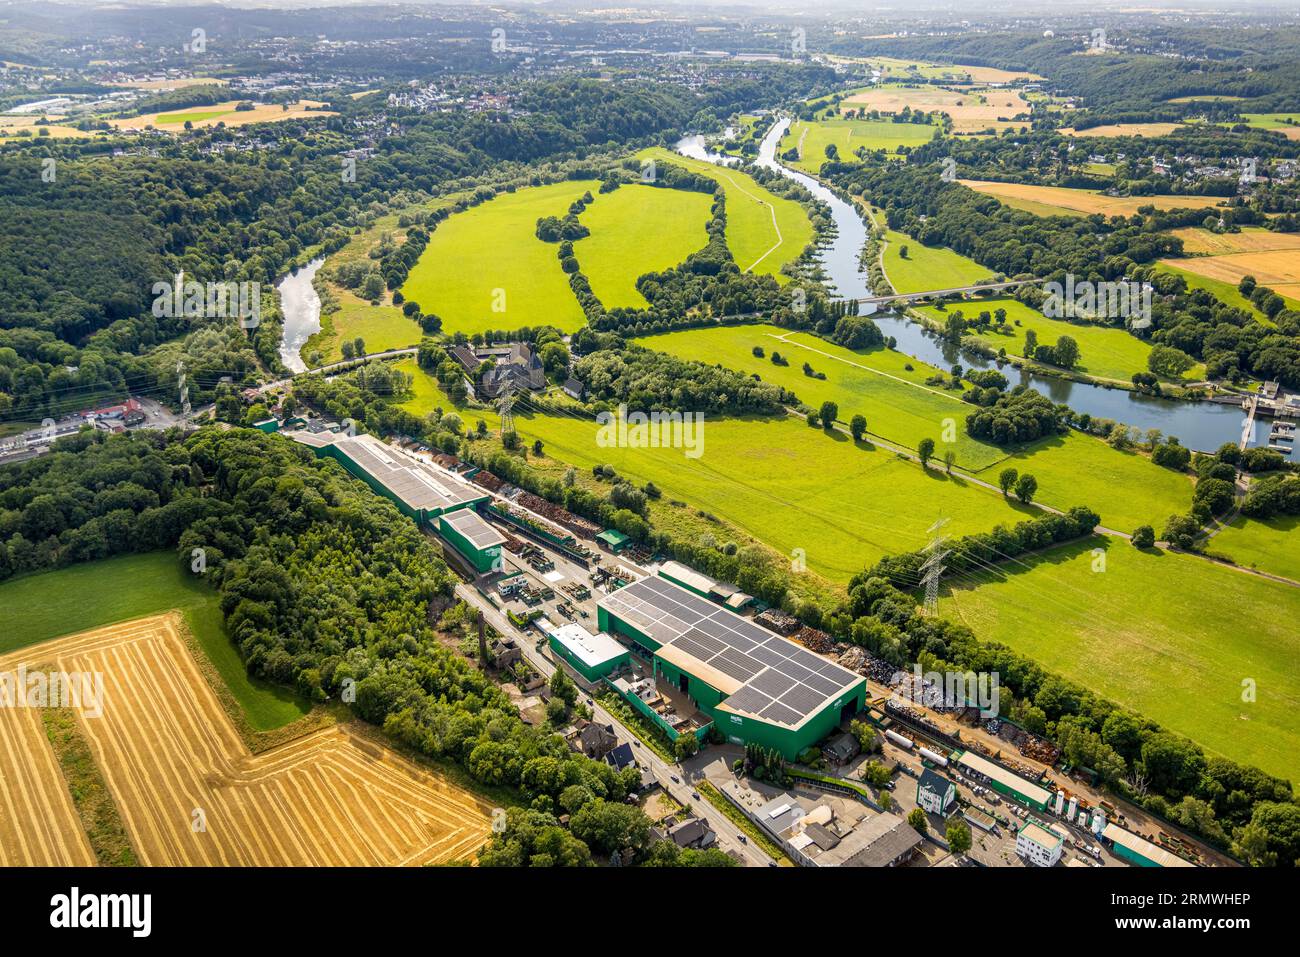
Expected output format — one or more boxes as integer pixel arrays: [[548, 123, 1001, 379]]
[[941, 536, 1300, 782], [0, 552, 309, 730], [782, 117, 936, 174], [575, 183, 713, 308], [1210, 513, 1300, 583], [634, 322, 1009, 469], [401, 180, 597, 336], [637, 147, 814, 280], [911, 296, 1182, 383], [882, 228, 993, 292], [628, 323, 1192, 532]]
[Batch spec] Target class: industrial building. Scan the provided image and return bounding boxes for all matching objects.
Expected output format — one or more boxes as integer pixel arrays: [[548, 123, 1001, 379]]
[[1102, 823, 1195, 868], [597, 576, 866, 759], [1016, 819, 1064, 867], [288, 431, 487, 527], [438, 509, 505, 573], [722, 782, 922, 867], [548, 623, 631, 683], [953, 750, 1052, 811], [656, 561, 752, 611]]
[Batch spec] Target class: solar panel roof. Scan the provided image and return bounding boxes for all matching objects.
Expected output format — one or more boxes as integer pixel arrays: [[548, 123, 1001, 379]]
[[598, 575, 863, 728], [441, 508, 506, 549]]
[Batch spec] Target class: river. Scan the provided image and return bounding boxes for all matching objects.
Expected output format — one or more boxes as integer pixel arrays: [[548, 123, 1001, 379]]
[[275, 257, 325, 374], [675, 120, 1285, 457]]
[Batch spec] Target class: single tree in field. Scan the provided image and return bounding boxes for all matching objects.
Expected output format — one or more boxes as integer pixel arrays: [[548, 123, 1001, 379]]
[[353, 337, 366, 359], [819, 401, 838, 428], [998, 467, 1018, 496], [1131, 525, 1155, 549], [1014, 473, 1038, 504], [918, 438, 936, 467], [946, 819, 972, 857], [943, 450, 956, 474], [850, 414, 867, 442]]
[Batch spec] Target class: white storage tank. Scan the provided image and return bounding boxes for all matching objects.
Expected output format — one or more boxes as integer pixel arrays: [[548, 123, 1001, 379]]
[[918, 746, 948, 767], [885, 730, 914, 749], [1091, 809, 1106, 835], [1055, 790, 1065, 815], [1067, 795, 1079, 819]]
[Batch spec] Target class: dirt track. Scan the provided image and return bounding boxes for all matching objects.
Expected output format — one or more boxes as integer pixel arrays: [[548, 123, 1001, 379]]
[[0, 615, 493, 866]]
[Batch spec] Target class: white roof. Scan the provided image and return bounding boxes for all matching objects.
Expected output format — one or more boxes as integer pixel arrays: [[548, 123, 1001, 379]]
[[549, 624, 627, 670], [956, 751, 1053, 807], [1102, 823, 1195, 867]]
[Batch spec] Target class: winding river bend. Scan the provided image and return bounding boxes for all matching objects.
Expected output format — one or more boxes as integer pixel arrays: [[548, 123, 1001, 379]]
[[676, 120, 1285, 457]]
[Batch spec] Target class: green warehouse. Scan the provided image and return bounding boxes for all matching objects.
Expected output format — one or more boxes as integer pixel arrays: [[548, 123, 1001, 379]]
[[597, 576, 866, 759], [438, 509, 505, 573], [549, 623, 631, 683], [289, 431, 487, 528]]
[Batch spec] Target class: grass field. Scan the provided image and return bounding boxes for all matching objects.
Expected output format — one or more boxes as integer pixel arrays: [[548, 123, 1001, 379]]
[[1059, 123, 1186, 138], [635, 322, 1192, 530], [402, 356, 1188, 578], [0, 615, 494, 865], [634, 323, 1010, 469], [841, 85, 1032, 135], [1234, 113, 1300, 141], [405, 391, 1028, 583], [941, 537, 1300, 781], [909, 296, 1185, 383], [782, 117, 936, 173], [401, 180, 596, 336], [881, 228, 994, 292], [1209, 513, 1300, 582], [637, 147, 814, 280], [960, 179, 1227, 218], [574, 183, 713, 308], [0, 551, 308, 731]]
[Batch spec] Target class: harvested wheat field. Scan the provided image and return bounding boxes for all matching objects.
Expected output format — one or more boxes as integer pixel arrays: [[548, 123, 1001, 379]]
[[959, 179, 1226, 217], [0, 614, 493, 866], [1059, 122, 1184, 138], [109, 99, 336, 132], [842, 86, 1031, 133], [1160, 246, 1300, 302], [0, 699, 97, 866], [1168, 226, 1300, 256]]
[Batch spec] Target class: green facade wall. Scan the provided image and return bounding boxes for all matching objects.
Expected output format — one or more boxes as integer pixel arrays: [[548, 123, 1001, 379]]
[[439, 516, 502, 573]]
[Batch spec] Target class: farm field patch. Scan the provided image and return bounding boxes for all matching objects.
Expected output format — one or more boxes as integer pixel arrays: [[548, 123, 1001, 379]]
[[960, 179, 1227, 217], [0, 615, 495, 865], [1059, 122, 1186, 138], [1159, 246, 1300, 307], [109, 99, 335, 131], [940, 537, 1300, 782], [574, 183, 713, 308], [401, 180, 597, 336], [841, 85, 1032, 135], [0, 551, 308, 731], [637, 147, 813, 280]]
